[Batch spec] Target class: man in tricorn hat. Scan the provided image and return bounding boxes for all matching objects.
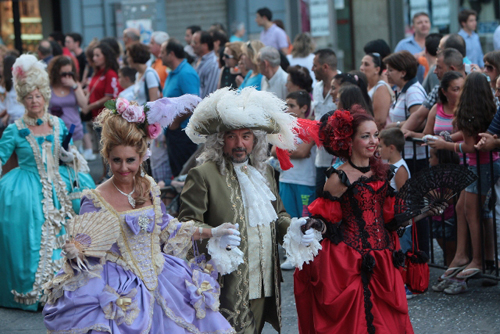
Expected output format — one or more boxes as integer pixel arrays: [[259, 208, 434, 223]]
[[178, 87, 311, 333]]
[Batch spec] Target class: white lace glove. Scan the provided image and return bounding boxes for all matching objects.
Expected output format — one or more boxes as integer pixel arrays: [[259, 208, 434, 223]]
[[283, 217, 323, 270], [62, 240, 79, 259], [208, 223, 244, 275], [212, 223, 241, 249], [59, 146, 76, 163], [290, 217, 314, 246]]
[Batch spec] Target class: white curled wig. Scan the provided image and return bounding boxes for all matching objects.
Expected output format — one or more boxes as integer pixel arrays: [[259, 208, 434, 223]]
[[197, 130, 269, 176], [13, 54, 51, 108]]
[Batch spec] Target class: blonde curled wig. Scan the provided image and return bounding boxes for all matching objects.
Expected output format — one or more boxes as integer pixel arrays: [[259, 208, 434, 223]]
[[95, 108, 151, 206], [13, 55, 51, 108]]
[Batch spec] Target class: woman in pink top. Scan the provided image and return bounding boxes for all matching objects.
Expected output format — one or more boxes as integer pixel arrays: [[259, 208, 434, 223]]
[[428, 72, 500, 294], [406, 72, 464, 138]]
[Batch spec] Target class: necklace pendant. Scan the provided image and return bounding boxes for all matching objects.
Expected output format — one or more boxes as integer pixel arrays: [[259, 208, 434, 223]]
[[127, 195, 136, 208]]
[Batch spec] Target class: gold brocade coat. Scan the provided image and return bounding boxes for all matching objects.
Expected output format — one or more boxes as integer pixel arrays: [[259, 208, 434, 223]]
[[178, 160, 291, 334]]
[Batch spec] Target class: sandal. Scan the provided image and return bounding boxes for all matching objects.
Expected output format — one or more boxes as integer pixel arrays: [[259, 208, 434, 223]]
[[443, 280, 468, 295], [456, 268, 482, 280], [431, 279, 453, 292], [439, 264, 468, 280]]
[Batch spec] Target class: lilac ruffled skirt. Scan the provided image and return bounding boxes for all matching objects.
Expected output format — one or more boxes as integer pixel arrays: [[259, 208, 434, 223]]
[[43, 254, 234, 333]]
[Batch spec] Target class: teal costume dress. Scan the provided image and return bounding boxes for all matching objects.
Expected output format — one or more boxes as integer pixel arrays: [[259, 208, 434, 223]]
[[0, 115, 95, 310]]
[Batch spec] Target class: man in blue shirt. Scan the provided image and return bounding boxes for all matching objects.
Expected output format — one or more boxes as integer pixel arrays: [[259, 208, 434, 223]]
[[160, 40, 200, 177], [457, 9, 484, 68], [395, 12, 431, 83]]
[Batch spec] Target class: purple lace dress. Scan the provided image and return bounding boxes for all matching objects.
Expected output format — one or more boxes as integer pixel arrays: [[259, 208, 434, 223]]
[[43, 182, 234, 334]]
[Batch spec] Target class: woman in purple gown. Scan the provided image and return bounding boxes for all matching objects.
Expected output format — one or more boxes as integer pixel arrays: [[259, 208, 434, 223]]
[[43, 98, 240, 333]]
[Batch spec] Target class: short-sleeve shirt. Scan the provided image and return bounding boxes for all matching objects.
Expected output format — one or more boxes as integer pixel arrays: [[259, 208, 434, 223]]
[[163, 59, 200, 98], [458, 29, 484, 68], [422, 84, 440, 109], [260, 24, 289, 50], [88, 68, 121, 118], [132, 67, 160, 105], [312, 80, 337, 167], [389, 80, 427, 160]]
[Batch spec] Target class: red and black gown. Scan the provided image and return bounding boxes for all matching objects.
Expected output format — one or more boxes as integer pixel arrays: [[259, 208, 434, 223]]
[[294, 167, 413, 334]]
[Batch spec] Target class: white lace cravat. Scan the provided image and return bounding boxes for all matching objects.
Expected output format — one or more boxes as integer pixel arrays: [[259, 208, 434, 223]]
[[233, 161, 278, 227]]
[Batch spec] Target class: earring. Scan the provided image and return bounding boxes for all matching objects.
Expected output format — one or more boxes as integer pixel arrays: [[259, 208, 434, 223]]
[[140, 166, 145, 177], [107, 168, 113, 178]]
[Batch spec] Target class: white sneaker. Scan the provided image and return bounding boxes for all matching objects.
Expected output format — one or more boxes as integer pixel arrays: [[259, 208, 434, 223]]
[[83, 149, 97, 161], [280, 259, 295, 270]]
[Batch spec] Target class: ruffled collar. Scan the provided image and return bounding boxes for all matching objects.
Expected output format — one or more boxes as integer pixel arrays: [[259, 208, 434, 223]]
[[232, 161, 277, 227]]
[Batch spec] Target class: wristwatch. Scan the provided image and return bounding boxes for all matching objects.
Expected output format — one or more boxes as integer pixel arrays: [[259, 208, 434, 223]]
[[72, 83, 78, 90]]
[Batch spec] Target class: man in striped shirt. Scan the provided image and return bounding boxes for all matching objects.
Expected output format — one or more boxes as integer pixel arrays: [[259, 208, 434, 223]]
[[191, 31, 221, 98]]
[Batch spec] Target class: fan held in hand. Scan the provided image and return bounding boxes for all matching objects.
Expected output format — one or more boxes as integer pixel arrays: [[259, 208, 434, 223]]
[[395, 164, 477, 221], [66, 211, 119, 264]]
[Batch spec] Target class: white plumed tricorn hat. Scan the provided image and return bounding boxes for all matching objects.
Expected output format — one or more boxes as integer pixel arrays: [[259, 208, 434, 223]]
[[185, 87, 298, 150]]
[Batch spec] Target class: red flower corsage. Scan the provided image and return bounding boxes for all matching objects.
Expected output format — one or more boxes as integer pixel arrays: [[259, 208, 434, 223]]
[[324, 109, 353, 152]]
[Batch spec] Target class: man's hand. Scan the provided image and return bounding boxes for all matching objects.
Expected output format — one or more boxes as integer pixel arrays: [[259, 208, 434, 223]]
[[475, 133, 499, 151]]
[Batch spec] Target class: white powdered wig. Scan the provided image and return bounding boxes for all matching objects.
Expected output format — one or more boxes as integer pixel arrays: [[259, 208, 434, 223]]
[[12, 54, 47, 86], [186, 87, 298, 150]]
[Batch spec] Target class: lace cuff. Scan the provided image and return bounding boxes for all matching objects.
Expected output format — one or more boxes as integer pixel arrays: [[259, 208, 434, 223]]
[[282, 218, 323, 270], [207, 237, 244, 275], [162, 218, 196, 259]]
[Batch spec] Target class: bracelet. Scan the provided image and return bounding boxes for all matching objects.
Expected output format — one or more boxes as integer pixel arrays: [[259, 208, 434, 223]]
[[198, 227, 203, 239], [454, 143, 458, 153], [459, 143, 463, 153]]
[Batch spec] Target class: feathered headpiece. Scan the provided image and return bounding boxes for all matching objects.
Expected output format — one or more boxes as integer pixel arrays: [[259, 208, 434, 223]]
[[102, 95, 201, 141], [12, 54, 47, 85], [186, 87, 298, 151]]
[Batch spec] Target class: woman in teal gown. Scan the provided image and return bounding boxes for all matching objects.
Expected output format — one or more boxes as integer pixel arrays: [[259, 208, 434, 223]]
[[0, 55, 95, 310]]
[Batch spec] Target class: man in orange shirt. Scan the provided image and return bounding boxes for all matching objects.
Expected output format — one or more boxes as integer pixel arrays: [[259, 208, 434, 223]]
[[149, 31, 170, 88]]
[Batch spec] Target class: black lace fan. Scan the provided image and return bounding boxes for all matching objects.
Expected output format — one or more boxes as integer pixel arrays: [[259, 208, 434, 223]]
[[395, 164, 477, 221]]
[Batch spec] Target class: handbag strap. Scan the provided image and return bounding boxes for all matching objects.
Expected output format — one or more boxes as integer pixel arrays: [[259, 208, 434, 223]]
[[411, 218, 419, 252]]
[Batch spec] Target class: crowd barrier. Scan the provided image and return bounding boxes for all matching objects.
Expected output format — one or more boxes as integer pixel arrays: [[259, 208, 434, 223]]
[[404, 137, 499, 280]]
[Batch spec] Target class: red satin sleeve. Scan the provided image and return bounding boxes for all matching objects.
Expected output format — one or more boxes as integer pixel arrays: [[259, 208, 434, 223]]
[[308, 197, 342, 223], [383, 195, 396, 224]]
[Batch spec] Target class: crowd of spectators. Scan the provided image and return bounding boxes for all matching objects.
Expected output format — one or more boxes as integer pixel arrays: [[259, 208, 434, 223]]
[[0, 5, 499, 300]]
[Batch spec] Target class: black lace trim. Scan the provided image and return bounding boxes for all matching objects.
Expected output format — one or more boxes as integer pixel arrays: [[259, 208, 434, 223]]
[[324, 220, 343, 244], [393, 250, 405, 268], [361, 253, 376, 334], [385, 218, 401, 232]]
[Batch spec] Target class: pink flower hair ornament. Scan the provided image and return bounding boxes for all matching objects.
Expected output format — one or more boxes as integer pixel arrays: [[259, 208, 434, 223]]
[[103, 94, 201, 140]]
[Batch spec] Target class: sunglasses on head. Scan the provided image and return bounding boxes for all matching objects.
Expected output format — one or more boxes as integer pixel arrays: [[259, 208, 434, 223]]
[[369, 52, 381, 66], [60, 71, 74, 77], [223, 53, 234, 59]]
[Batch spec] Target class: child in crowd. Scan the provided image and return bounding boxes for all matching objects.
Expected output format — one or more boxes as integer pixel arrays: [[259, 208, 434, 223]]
[[117, 66, 137, 100], [273, 90, 316, 270], [378, 127, 415, 299], [428, 148, 460, 268]]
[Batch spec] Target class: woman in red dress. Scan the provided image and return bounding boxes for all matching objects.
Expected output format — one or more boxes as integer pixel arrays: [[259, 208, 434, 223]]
[[294, 109, 414, 334]]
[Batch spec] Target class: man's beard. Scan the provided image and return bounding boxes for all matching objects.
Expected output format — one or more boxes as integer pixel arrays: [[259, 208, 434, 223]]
[[225, 148, 249, 163]]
